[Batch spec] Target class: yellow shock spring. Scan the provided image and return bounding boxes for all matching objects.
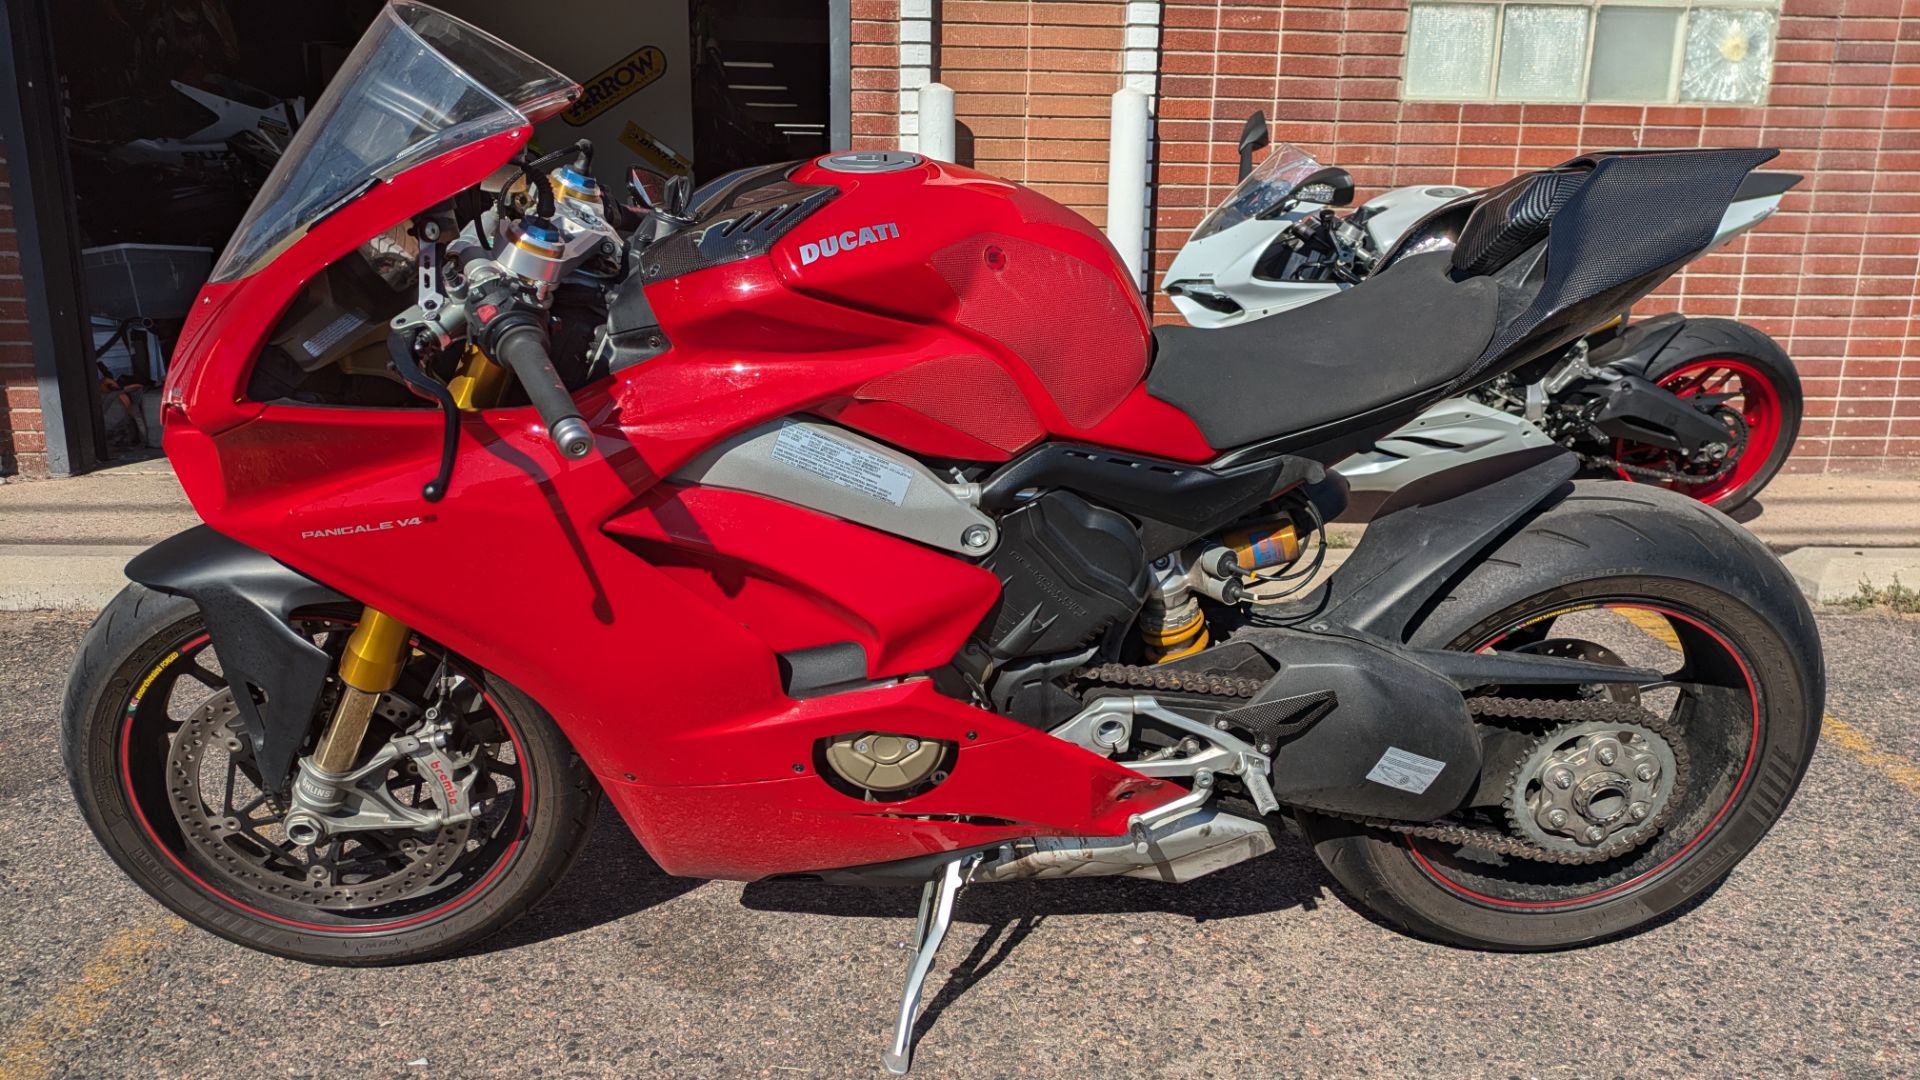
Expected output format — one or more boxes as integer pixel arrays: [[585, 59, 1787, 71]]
[[1143, 604, 1210, 663]]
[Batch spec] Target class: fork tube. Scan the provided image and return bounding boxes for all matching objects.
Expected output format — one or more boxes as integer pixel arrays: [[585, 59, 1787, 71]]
[[312, 609, 412, 773], [313, 350, 504, 771]]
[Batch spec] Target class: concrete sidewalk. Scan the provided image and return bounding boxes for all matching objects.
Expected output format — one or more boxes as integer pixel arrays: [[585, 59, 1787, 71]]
[[2, 460, 1917, 610]]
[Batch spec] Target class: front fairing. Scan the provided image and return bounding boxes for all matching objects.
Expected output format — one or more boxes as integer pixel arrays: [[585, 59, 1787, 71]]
[[166, 2, 580, 437], [1165, 143, 1339, 327], [210, 1, 576, 283]]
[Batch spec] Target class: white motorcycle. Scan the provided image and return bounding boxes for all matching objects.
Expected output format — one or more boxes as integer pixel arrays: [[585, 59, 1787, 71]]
[[1164, 113, 1804, 514]]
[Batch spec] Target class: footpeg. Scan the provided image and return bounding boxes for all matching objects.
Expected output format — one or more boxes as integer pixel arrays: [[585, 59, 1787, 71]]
[[882, 853, 980, 1074]]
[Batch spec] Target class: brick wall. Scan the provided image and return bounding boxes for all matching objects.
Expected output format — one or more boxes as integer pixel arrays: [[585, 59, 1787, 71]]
[[938, 0, 1133, 226], [1150, 0, 1920, 473], [852, 0, 906, 149], [0, 142, 42, 477]]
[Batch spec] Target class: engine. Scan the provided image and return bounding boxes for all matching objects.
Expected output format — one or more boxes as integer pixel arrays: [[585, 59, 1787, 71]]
[[976, 491, 1150, 662]]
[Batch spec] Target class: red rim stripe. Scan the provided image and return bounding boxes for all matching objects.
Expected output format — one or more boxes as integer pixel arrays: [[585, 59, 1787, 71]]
[[119, 628, 531, 934], [1409, 603, 1761, 911]]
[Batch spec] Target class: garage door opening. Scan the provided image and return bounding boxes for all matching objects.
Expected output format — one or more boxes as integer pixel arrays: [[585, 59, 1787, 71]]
[[37, 0, 844, 468]]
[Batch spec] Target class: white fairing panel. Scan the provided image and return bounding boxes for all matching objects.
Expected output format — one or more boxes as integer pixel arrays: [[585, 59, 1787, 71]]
[[1163, 213, 1341, 328], [1358, 184, 1473, 253], [1335, 400, 1556, 494], [1707, 193, 1784, 252]]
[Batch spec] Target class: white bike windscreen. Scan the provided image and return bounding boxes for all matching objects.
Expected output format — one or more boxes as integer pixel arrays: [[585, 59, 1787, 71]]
[[1188, 144, 1327, 243]]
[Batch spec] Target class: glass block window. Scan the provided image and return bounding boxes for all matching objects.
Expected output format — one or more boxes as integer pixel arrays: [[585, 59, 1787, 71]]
[[1405, 1, 1781, 105]]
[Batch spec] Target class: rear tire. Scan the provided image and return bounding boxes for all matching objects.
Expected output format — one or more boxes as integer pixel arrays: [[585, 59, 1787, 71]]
[[63, 584, 601, 965], [1609, 318, 1801, 513], [1296, 482, 1822, 950]]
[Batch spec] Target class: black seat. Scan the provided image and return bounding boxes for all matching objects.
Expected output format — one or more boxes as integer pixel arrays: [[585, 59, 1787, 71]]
[[1147, 251, 1501, 450]]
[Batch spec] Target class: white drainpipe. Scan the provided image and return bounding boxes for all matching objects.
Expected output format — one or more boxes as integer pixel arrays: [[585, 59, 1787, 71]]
[[1106, 87, 1152, 294], [1112, 2, 1164, 299], [918, 83, 955, 162]]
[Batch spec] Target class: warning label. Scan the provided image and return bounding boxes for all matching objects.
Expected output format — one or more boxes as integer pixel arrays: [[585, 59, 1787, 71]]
[[771, 424, 913, 507], [1365, 747, 1447, 795]]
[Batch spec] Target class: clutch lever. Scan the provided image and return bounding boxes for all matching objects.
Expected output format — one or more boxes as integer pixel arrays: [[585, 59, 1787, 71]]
[[387, 330, 459, 502]]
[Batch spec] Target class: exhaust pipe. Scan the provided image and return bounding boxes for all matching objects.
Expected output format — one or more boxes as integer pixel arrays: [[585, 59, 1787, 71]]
[[970, 808, 1274, 885]]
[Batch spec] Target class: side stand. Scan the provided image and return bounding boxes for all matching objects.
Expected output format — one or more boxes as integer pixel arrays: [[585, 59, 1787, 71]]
[[881, 853, 979, 1074]]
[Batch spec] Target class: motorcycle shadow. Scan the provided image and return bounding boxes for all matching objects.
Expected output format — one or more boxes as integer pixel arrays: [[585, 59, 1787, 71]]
[[738, 834, 1338, 1046], [738, 831, 1334, 924], [459, 813, 703, 957]]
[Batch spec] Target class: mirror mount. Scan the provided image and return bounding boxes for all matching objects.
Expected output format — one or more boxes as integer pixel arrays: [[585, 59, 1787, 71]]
[[1236, 111, 1271, 183]]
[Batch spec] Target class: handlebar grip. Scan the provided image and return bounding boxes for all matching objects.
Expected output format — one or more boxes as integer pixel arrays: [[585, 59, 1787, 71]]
[[494, 324, 592, 459]]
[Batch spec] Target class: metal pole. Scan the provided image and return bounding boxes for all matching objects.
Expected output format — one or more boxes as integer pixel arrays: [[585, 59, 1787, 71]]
[[828, 0, 852, 151], [0, 0, 103, 475], [917, 83, 955, 162], [1105, 87, 1152, 296]]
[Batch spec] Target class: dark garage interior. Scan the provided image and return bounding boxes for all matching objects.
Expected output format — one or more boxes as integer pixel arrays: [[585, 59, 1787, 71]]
[[6, 0, 842, 470]]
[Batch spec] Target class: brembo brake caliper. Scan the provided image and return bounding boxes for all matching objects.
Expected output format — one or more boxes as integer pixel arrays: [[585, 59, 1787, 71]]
[[281, 695, 480, 847]]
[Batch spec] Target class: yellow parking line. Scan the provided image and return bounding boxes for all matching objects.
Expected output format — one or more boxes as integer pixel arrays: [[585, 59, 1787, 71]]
[[1617, 607, 1683, 650], [1822, 714, 1920, 795], [0, 917, 183, 1080], [1613, 610, 1920, 795]]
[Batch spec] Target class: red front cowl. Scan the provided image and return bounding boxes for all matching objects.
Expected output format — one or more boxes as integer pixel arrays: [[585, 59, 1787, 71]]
[[159, 142, 1201, 883]]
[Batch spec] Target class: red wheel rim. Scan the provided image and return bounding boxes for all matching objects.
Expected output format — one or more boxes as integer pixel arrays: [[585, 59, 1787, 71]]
[[1406, 602, 1761, 911], [119, 623, 532, 934], [1612, 357, 1783, 505]]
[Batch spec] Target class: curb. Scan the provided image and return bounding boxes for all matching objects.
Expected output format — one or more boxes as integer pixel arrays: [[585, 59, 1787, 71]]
[[1776, 546, 1920, 605], [0, 545, 143, 612]]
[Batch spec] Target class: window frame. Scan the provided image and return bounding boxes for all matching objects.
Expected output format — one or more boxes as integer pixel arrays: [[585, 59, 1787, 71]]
[[1403, 0, 1783, 106]]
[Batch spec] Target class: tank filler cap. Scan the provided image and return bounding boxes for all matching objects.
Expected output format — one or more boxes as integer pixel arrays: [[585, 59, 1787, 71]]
[[819, 151, 924, 174]]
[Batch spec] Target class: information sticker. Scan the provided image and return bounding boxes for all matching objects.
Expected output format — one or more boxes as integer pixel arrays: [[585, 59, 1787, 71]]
[[771, 423, 914, 507]]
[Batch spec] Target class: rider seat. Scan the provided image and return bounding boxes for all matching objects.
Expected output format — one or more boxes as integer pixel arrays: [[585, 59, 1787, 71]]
[[1146, 251, 1502, 451]]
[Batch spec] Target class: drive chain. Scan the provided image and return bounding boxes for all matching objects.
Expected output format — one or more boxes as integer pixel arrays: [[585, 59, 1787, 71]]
[[1073, 661, 1689, 865], [1072, 662, 1264, 699], [1578, 450, 1737, 486]]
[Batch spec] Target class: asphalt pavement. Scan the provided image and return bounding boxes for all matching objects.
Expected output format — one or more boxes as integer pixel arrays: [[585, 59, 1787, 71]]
[[1, 607, 1916, 1079]]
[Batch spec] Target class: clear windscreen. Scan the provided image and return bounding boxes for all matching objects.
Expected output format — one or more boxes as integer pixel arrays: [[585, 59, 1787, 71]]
[[209, 1, 577, 282], [1189, 144, 1327, 243]]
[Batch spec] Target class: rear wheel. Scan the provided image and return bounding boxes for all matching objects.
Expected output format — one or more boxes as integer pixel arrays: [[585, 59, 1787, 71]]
[[1608, 319, 1801, 512], [63, 585, 600, 965], [1297, 483, 1822, 950]]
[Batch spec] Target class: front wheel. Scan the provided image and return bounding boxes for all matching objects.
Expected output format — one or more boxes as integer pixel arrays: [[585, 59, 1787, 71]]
[[62, 585, 601, 965], [1297, 482, 1822, 950]]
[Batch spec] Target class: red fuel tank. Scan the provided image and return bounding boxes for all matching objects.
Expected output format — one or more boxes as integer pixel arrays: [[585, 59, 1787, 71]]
[[758, 153, 1213, 462]]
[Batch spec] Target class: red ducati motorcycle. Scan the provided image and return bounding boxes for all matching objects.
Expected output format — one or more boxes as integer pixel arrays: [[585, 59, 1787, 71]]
[[63, 5, 1824, 1072]]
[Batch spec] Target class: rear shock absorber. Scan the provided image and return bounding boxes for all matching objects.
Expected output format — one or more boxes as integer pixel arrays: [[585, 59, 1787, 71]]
[[1139, 518, 1307, 663], [1141, 558, 1209, 663]]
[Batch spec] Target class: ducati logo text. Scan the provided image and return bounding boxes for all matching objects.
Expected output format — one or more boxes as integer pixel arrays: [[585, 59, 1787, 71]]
[[799, 222, 900, 266]]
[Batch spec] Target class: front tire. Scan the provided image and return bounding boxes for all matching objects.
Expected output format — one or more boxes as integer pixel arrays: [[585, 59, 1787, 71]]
[[1297, 482, 1822, 950], [62, 585, 601, 965]]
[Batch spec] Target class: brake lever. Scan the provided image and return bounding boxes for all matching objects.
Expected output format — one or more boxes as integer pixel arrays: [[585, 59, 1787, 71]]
[[387, 331, 459, 502]]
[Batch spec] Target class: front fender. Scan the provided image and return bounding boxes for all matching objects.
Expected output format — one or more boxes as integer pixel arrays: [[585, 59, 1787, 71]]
[[126, 526, 348, 790]]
